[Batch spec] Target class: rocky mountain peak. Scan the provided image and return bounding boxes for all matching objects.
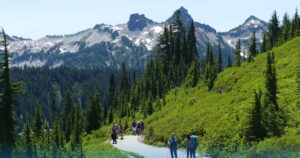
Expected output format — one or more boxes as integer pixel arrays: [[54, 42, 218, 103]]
[[127, 13, 154, 31]]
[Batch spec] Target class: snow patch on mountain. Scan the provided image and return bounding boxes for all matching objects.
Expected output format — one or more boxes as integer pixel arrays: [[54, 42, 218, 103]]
[[151, 26, 163, 33], [12, 59, 46, 67], [51, 60, 64, 68]]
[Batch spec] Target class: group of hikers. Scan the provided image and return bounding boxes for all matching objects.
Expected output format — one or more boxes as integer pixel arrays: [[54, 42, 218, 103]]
[[111, 123, 125, 144], [168, 132, 198, 158], [111, 120, 145, 144], [131, 120, 145, 135], [111, 120, 199, 158]]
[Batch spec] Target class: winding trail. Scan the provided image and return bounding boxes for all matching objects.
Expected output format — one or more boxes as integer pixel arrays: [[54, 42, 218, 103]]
[[112, 135, 208, 158]]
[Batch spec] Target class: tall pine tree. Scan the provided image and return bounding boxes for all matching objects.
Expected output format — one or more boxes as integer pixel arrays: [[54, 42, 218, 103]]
[[217, 42, 223, 72], [185, 60, 200, 87], [268, 11, 280, 48], [0, 29, 24, 157], [205, 43, 217, 90], [187, 20, 197, 65], [248, 32, 257, 62], [227, 55, 232, 67], [86, 93, 103, 134], [107, 73, 116, 108], [280, 13, 291, 43], [235, 39, 241, 66], [263, 52, 285, 137], [261, 33, 268, 53], [246, 89, 266, 142], [33, 105, 44, 139], [62, 93, 75, 142], [290, 9, 299, 38], [22, 117, 33, 158]]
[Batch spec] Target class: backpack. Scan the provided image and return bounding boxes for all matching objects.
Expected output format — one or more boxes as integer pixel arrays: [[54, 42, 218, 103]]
[[191, 135, 198, 147], [169, 138, 177, 148]]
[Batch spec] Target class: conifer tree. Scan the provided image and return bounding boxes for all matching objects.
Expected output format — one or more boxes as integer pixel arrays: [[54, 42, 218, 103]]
[[120, 63, 130, 96], [290, 9, 299, 38], [119, 63, 130, 116], [280, 13, 291, 43], [264, 52, 278, 110], [33, 105, 44, 139], [217, 43, 223, 72], [23, 118, 33, 158], [146, 97, 153, 116], [206, 43, 214, 66], [50, 99, 56, 127], [0, 29, 24, 157], [248, 32, 257, 62], [62, 93, 75, 142], [204, 43, 217, 90], [263, 52, 285, 137], [187, 20, 197, 65], [52, 120, 60, 148], [107, 73, 116, 108], [227, 56, 232, 67], [51, 118, 63, 157], [235, 39, 241, 67], [86, 93, 103, 134], [246, 89, 266, 142], [108, 108, 114, 124], [268, 11, 280, 48], [261, 33, 268, 53], [71, 104, 83, 146], [185, 60, 199, 87]]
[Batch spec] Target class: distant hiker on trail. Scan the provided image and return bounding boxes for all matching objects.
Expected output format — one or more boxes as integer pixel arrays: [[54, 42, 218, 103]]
[[132, 120, 137, 135], [137, 121, 141, 135], [119, 123, 124, 140], [190, 132, 198, 158], [140, 121, 145, 135], [168, 133, 178, 158], [111, 124, 118, 144], [186, 135, 192, 158]]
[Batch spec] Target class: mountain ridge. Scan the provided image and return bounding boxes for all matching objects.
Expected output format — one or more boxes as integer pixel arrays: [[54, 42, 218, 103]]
[[5, 6, 267, 69]]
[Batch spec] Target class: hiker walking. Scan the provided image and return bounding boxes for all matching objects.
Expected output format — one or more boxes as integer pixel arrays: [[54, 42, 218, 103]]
[[140, 121, 145, 135], [119, 123, 124, 140], [137, 121, 141, 135], [190, 132, 198, 158], [132, 120, 137, 135], [186, 135, 193, 158], [111, 124, 118, 144], [168, 133, 178, 158]]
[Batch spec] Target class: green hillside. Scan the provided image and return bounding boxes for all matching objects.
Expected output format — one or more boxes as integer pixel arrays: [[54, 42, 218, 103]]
[[144, 37, 300, 157]]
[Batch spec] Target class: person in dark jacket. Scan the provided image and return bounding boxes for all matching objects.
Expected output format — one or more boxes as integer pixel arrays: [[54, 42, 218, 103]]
[[132, 120, 137, 135], [111, 125, 118, 144], [137, 121, 141, 135], [140, 121, 145, 135], [186, 135, 192, 158], [190, 132, 198, 158], [168, 133, 178, 158], [119, 123, 124, 140]]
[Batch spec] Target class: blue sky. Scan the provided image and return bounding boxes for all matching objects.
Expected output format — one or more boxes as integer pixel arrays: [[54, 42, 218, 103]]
[[1, 0, 299, 39]]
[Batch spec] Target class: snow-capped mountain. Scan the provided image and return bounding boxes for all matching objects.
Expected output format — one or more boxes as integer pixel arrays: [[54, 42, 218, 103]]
[[8, 21, 164, 68], [220, 15, 268, 53], [6, 7, 267, 69]]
